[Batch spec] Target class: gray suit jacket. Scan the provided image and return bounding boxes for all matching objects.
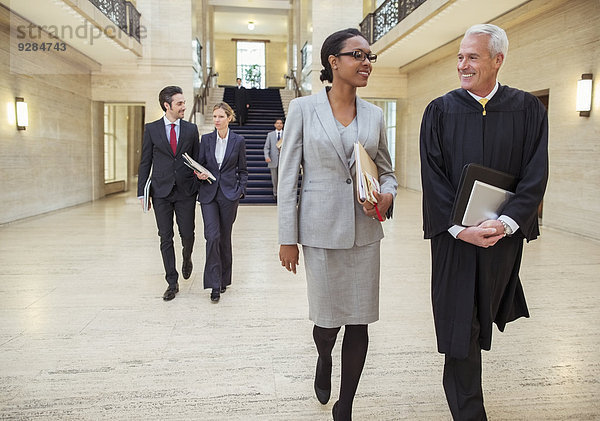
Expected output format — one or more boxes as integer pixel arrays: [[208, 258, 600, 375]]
[[278, 88, 397, 249], [263, 130, 281, 168]]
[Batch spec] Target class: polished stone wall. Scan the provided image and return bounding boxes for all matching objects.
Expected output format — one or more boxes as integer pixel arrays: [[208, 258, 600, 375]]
[[0, 5, 102, 224]]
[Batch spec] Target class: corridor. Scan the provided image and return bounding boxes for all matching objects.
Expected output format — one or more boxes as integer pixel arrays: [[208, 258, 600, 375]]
[[0, 189, 598, 420]]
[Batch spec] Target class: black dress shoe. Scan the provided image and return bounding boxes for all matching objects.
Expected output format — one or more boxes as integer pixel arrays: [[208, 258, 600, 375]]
[[163, 284, 179, 301], [332, 401, 339, 421], [182, 259, 193, 279], [210, 289, 220, 302], [314, 356, 332, 404], [220, 286, 227, 293]]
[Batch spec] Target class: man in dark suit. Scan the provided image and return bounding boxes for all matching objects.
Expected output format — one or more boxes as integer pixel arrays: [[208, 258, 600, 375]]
[[234, 78, 250, 125], [137, 86, 200, 301]]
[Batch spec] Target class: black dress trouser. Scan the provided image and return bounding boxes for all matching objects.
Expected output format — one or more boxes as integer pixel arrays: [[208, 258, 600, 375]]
[[152, 185, 196, 287], [442, 304, 487, 421]]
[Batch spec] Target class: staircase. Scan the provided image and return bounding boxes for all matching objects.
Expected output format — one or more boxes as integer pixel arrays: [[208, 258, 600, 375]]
[[224, 88, 285, 204]]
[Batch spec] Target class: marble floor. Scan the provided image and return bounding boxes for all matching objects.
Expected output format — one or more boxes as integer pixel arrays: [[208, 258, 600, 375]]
[[0, 189, 598, 420]]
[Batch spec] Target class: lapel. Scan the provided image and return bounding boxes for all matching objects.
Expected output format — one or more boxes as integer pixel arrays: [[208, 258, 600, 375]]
[[176, 120, 186, 156], [155, 119, 171, 155], [313, 88, 347, 168], [206, 130, 218, 168], [222, 130, 237, 168], [348, 97, 372, 168]]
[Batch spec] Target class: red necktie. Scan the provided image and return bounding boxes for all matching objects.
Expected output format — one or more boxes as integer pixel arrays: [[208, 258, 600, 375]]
[[170, 123, 177, 155]]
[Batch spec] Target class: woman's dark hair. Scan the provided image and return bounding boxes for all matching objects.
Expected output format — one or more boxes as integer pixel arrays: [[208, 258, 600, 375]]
[[159, 86, 183, 112], [320, 28, 367, 83]]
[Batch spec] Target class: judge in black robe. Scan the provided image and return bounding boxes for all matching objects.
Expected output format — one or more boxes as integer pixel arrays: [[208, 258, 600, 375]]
[[419, 25, 548, 421]]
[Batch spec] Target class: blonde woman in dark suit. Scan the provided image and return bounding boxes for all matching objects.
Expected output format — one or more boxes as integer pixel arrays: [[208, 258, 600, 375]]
[[278, 29, 397, 421], [195, 103, 248, 302]]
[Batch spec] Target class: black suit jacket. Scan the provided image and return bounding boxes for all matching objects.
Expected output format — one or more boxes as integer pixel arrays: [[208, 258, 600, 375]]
[[137, 118, 200, 198], [197, 130, 248, 203], [234, 86, 249, 109]]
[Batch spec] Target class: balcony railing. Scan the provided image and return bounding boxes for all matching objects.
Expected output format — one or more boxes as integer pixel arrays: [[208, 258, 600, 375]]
[[360, 0, 427, 45], [89, 0, 142, 42]]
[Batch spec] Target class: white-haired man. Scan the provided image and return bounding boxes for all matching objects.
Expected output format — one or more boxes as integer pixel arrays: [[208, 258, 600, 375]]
[[419, 24, 548, 420]]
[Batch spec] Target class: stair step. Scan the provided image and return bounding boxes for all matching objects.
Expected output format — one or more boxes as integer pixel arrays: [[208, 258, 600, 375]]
[[223, 87, 300, 205]]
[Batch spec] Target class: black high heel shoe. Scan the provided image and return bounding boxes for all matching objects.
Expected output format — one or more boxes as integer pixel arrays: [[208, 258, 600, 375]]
[[314, 356, 332, 404]]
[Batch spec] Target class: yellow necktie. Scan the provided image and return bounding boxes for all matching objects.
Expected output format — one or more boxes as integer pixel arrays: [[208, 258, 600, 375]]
[[479, 98, 489, 116]]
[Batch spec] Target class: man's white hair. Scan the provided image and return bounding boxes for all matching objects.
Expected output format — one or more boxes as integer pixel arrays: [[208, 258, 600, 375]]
[[464, 24, 509, 59]]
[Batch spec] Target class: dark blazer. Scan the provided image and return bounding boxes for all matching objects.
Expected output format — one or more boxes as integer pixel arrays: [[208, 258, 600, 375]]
[[234, 86, 249, 109], [197, 130, 248, 203], [137, 118, 200, 198]]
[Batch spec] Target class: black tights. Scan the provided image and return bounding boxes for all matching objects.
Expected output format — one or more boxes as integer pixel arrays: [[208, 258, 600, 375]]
[[313, 324, 369, 420]]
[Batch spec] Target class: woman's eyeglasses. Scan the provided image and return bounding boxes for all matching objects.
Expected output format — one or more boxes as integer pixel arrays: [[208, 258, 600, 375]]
[[335, 50, 377, 63]]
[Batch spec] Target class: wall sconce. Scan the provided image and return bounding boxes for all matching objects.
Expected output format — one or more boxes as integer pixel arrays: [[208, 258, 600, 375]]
[[247, 21, 255, 31], [576, 73, 593, 117], [15, 97, 28, 130]]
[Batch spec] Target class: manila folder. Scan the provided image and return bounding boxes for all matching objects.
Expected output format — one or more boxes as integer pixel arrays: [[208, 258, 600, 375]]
[[354, 142, 380, 205]]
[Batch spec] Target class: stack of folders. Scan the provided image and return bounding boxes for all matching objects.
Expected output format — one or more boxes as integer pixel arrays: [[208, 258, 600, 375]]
[[451, 163, 518, 226], [354, 142, 380, 205], [143, 178, 151, 213], [182, 153, 216, 183]]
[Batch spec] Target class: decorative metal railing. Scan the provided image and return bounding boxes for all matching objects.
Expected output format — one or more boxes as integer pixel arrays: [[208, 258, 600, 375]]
[[89, 0, 142, 42], [126, 2, 141, 41], [360, 0, 427, 44]]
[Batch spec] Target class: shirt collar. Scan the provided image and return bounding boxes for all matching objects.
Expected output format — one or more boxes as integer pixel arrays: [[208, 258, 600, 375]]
[[217, 129, 229, 142], [164, 115, 180, 127], [467, 81, 499, 102]]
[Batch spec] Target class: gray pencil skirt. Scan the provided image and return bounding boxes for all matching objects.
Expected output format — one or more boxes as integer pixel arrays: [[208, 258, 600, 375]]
[[302, 242, 380, 328]]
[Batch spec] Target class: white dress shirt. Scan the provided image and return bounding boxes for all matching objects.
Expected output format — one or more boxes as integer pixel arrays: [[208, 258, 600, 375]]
[[215, 129, 229, 169], [163, 115, 180, 144], [449, 82, 519, 239]]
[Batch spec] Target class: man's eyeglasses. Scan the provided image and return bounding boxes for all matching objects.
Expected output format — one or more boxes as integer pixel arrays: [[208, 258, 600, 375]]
[[335, 50, 377, 63]]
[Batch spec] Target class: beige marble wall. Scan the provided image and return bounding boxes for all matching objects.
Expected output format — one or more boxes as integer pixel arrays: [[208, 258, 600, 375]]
[[309, 0, 364, 93], [91, 0, 195, 122], [266, 41, 287, 87], [0, 5, 102, 224], [214, 38, 237, 86], [398, 0, 600, 238]]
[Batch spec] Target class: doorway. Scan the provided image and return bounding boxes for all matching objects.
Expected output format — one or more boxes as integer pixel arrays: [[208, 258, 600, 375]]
[[237, 41, 266, 88], [103, 104, 145, 195]]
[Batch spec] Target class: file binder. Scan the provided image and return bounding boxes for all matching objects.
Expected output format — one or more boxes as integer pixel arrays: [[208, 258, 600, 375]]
[[143, 178, 151, 213], [451, 163, 518, 226]]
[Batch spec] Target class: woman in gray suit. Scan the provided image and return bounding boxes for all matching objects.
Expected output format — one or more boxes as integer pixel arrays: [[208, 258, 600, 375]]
[[278, 28, 397, 420]]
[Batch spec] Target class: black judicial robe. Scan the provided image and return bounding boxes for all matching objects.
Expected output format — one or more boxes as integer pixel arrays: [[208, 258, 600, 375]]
[[419, 85, 548, 359]]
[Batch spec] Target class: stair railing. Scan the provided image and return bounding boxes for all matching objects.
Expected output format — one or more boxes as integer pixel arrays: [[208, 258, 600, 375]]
[[284, 70, 302, 98], [189, 67, 219, 123]]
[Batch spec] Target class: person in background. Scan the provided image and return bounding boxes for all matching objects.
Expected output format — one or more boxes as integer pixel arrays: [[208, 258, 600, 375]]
[[419, 24, 548, 420], [263, 118, 284, 199], [195, 102, 248, 303], [234, 78, 250, 125], [137, 86, 200, 301], [278, 28, 397, 421]]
